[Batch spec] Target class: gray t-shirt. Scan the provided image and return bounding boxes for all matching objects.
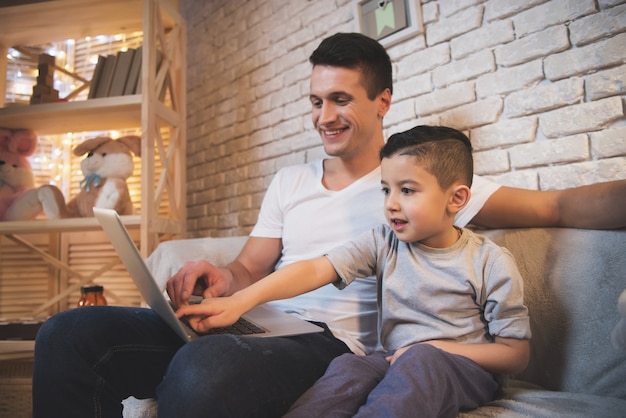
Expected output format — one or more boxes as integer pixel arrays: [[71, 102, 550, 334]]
[[326, 225, 531, 351]]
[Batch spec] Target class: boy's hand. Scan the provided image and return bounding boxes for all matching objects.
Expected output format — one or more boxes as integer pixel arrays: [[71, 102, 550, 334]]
[[385, 344, 416, 366], [175, 295, 247, 333]]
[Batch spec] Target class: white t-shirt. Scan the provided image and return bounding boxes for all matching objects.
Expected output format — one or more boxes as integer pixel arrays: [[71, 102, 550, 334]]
[[250, 159, 500, 355]]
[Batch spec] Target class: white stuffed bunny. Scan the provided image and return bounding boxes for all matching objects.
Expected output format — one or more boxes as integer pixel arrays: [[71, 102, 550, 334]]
[[39, 135, 141, 218]]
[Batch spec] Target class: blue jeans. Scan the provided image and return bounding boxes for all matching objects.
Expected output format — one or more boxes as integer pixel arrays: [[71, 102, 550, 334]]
[[285, 344, 499, 418], [32, 306, 350, 418]]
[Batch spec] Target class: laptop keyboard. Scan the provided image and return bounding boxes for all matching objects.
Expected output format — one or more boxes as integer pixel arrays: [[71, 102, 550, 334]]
[[179, 313, 266, 336], [203, 317, 266, 335]]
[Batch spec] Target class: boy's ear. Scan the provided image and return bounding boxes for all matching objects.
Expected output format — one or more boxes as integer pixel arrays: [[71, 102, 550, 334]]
[[448, 184, 471, 214]]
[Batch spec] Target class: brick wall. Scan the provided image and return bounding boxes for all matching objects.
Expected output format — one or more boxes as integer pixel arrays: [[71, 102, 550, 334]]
[[182, 0, 626, 238]]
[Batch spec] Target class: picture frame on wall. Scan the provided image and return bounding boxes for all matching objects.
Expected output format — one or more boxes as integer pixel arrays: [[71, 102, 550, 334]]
[[353, 0, 424, 47]]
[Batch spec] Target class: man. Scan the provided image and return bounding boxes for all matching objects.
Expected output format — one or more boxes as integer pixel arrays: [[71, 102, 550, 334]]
[[33, 32, 626, 418]]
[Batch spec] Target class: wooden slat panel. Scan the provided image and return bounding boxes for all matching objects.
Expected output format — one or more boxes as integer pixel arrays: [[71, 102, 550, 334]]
[[0, 234, 53, 318]]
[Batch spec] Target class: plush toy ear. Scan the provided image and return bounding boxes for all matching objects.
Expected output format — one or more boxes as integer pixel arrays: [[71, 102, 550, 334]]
[[10, 129, 38, 156], [73, 136, 113, 156], [117, 135, 142, 157], [0, 128, 12, 151]]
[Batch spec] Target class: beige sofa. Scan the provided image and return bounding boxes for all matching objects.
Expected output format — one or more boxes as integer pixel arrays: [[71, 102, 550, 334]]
[[123, 227, 626, 417]]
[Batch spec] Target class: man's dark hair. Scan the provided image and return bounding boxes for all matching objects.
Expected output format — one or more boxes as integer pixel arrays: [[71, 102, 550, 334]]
[[380, 125, 474, 189], [309, 32, 393, 99]]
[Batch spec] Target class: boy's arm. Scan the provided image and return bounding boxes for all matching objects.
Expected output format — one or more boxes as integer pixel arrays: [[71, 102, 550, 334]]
[[419, 337, 530, 375], [175, 256, 339, 332]]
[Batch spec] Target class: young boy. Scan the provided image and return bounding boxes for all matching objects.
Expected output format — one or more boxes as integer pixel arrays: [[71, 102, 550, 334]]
[[176, 125, 531, 417]]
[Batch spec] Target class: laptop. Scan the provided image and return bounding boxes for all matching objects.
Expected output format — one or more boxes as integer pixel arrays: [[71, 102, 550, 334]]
[[93, 207, 323, 342]]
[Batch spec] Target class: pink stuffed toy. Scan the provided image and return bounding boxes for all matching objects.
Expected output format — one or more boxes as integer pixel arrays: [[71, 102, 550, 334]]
[[0, 128, 45, 221]]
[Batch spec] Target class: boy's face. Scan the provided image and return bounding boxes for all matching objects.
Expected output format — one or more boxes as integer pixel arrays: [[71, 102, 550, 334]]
[[309, 65, 390, 159], [381, 154, 458, 248]]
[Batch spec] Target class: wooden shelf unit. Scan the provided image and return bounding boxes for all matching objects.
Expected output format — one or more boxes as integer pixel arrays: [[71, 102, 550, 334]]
[[0, 0, 186, 318]]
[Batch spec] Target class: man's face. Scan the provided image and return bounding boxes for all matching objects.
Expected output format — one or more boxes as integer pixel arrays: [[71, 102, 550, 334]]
[[309, 65, 389, 159]]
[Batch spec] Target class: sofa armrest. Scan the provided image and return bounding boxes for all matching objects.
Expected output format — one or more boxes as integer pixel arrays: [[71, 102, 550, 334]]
[[145, 236, 248, 290]]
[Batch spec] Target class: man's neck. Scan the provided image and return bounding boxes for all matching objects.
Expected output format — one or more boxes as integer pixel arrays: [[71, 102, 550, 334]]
[[322, 153, 380, 191]]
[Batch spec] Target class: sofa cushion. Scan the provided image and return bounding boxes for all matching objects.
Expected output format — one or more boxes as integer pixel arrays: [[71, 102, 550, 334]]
[[478, 228, 626, 399]]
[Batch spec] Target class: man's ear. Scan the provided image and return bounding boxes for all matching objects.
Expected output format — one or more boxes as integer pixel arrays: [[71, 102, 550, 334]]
[[377, 88, 392, 119], [448, 184, 471, 214]]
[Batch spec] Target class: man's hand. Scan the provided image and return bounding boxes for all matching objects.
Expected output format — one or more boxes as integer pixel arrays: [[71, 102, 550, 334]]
[[166, 260, 231, 308]]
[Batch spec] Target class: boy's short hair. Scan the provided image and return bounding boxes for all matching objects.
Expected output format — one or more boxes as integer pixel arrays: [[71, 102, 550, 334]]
[[380, 125, 474, 190], [309, 32, 393, 99]]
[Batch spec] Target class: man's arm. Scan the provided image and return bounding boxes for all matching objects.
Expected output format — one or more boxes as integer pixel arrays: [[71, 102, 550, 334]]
[[166, 236, 283, 307], [470, 180, 626, 230], [223, 236, 284, 293]]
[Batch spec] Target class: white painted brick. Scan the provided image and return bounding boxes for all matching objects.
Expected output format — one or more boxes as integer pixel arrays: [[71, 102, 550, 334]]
[[288, 130, 320, 153], [414, 114, 442, 128], [539, 97, 624, 137], [387, 36, 427, 62], [590, 126, 626, 157], [397, 43, 450, 80], [504, 78, 585, 118], [439, 96, 503, 130], [494, 25, 569, 68], [283, 96, 310, 121], [426, 7, 484, 46], [414, 81, 475, 116], [538, 157, 626, 189], [509, 134, 589, 168], [470, 117, 538, 151], [283, 61, 311, 89], [451, 20, 514, 60], [476, 60, 543, 98], [569, 4, 626, 46], [393, 72, 432, 102], [305, 145, 328, 162], [544, 33, 626, 80], [385, 119, 424, 138], [269, 83, 301, 109], [386, 97, 418, 126], [271, 117, 304, 141], [473, 148, 510, 175], [513, 0, 596, 37], [309, 6, 352, 37], [484, 0, 546, 21], [488, 170, 540, 189], [433, 49, 495, 88], [585, 65, 626, 101], [439, 0, 483, 17], [600, 0, 626, 8], [422, 1, 439, 24]]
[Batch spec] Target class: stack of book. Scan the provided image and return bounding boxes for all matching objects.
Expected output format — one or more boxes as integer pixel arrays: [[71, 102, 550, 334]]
[[88, 47, 143, 99]]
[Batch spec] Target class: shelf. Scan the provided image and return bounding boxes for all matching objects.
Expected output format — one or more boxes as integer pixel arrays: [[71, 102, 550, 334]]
[[0, 0, 145, 47], [0, 0, 186, 322], [0, 96, 142, 135], [0, 215, 140, 235]]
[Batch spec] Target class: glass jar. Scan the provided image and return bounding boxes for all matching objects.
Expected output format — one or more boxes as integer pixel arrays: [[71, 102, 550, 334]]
[[77, 285, 108, 307]]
